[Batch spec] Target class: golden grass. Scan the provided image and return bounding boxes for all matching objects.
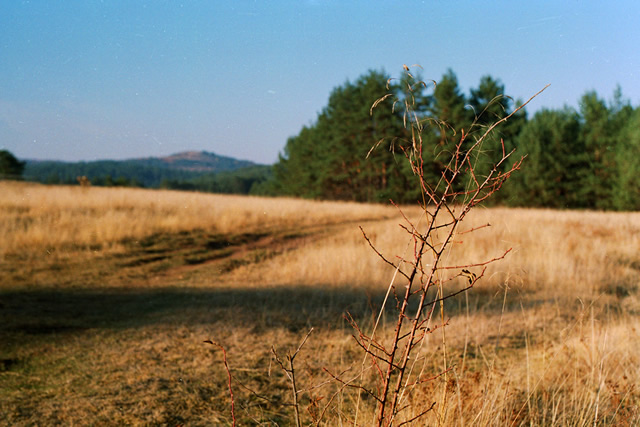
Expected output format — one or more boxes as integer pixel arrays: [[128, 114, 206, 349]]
[[1, 181, 639, 425], [0, 181, 395, 257], [228, 205, 640, 300]]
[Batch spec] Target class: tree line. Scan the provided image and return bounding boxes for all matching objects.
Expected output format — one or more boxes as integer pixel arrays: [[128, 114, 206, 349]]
[[5, 157, 271, 195], [3, 67, 639, 210], [265, 68, 640, 210], [23, 159, 207, 188]]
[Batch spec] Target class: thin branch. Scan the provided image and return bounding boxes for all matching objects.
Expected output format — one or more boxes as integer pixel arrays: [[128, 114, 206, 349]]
[[293, 328, 314, 359], [271, 328, 313, 427], [323, 367, 382, 403], [396, 401, 437, 426], [350, 335, 403, 371], [352, 74, 548, 426], [407, 366, 454, 387], [437, 248, 512, 270], [204, 340, 236, 426], [360, 226, 411, 280]]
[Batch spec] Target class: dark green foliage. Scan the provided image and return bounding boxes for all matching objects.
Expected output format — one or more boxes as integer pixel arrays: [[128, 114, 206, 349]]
[[506, 108, 585, 208], [612, 106, 640, 210], [270, 68, 529, 204], [271, 127, 326, 199], [0, 149, 26, 180], [24, 159, 201, 187], [468, 75, 527, 157], [22, 151, 267, 195], [164, 165, 273, 195], [269, 67, 640, 211], [420, 69, 473, 196], [578, 91, 617, 209], [428, 69, 473, 143], [466, 77, 528, 206], [273, 70, 413, 202]]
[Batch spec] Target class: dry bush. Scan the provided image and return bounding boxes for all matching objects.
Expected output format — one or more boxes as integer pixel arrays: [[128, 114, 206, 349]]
[[221, 69, 550, 425]]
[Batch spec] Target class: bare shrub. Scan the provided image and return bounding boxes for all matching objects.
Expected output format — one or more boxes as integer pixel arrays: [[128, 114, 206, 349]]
[[325, 66, 548, 425], [204, 67, 548, 425]]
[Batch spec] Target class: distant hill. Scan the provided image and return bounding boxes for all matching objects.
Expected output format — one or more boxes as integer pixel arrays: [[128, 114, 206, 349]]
[[126, 150, 257, 172], [24, 151, 270, 192]]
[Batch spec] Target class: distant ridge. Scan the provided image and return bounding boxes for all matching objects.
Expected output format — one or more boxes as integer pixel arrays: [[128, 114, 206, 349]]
[[130, 150, 258, 172], [24, 150, 265, 188]]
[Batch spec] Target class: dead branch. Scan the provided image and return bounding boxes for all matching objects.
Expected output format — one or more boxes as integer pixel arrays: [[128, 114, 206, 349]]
[[204, 340, 236, 426]]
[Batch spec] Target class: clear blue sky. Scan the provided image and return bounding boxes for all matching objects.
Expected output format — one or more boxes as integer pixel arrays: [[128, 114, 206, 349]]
[[1, 1, 638, 164]]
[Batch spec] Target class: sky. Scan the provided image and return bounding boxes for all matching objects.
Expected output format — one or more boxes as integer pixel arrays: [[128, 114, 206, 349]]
[[1, 1, 639, 165]]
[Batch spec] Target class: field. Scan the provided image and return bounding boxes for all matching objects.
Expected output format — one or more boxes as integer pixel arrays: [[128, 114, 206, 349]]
[[1, 181, 639, 425]]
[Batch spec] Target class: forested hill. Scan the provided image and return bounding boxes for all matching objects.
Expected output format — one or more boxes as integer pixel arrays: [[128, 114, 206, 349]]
[[24, 151, 271, 194], [122, 150, 256, 173]]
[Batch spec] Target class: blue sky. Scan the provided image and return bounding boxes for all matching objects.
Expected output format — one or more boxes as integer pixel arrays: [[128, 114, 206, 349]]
[[1, 1, 639, 164]]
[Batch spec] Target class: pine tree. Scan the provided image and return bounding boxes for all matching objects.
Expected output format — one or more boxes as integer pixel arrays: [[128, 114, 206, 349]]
[[0, 150, 26, 180], [419, 69, 474, 196], [272, 69, 411, 202], [467, 75, 527, 204], [578, 91, 616, 209], [507, 108, 585, 208], [613, 105, 640, 210]]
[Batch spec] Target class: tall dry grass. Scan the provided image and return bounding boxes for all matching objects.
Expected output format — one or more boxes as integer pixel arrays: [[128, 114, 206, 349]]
[[214, 202, 640, 424], [0, 181, 394, 257], [1, 181, 639, 425], [228, 205, 640, 300]]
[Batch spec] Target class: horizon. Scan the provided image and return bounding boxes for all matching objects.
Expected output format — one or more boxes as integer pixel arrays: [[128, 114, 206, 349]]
[[22, 149, 265, 165], [2, 2, 639, 164]]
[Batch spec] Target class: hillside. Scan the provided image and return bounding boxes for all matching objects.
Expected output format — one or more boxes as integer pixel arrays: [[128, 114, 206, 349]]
[[125, 150, 257, 172], [23, 150, 267, 190]]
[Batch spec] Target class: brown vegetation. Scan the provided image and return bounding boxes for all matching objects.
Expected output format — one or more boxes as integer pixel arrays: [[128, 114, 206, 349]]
[[1, 181, 639, 425]]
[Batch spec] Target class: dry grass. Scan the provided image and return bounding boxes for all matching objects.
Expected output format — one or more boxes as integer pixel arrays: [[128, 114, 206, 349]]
[[1, 182, 639, 425], [0, 181, 394, 257]]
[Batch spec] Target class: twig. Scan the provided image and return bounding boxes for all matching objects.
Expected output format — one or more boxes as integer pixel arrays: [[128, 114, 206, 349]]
[[323, 367, 382, 403], [271, 328, 314, 427], [204, 340, 236, 427], [396, 401, 437, 426], [360, 226, 410, 280]]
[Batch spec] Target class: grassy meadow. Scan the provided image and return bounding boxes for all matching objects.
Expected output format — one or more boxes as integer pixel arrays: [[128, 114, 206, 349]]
[[1, 181, 639, 425]]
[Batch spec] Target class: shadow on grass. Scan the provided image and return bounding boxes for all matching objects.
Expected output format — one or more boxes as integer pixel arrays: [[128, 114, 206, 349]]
[[0, 282, 539, 342], [0, 285, 388, 337]]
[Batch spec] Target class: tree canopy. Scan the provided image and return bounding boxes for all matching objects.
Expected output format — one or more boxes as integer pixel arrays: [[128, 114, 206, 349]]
[[0, 149, 26, 180], [271, 70, 413, 202], [269, 68, 640, 210]]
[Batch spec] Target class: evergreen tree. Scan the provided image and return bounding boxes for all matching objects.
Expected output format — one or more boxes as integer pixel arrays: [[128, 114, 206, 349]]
[[613, 106, 640, 210], [469, 75, 510, 125], [427, 69, 472, 147], [418, 69, 474, 195], [468, 75, 527, 146], [0, 149, 26, 180], [578, 91, 616, 209], [271, 126, 325, 198], [467, 75, 527, 204], [272, 69, 411, 202], [507, 108, 586, 208], [270, 68, 639, 210]]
